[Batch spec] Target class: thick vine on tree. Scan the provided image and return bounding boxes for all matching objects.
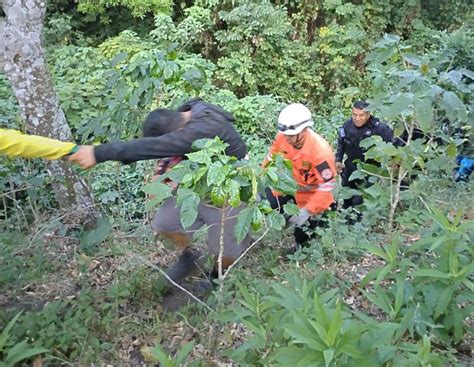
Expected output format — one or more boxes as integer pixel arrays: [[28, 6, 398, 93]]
[[0, 0, 97, 221]]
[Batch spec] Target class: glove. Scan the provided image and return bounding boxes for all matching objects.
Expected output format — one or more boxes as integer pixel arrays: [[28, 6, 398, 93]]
[[289, 207, 312, 227]]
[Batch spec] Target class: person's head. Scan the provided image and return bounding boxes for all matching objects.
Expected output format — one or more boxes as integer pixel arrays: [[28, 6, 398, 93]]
[[351, 101, 371, 128], [143, 108, 191, 137], [277, 103, 314, 149]]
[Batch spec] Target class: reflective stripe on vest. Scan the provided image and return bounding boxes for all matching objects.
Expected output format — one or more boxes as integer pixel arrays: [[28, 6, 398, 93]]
[[298, 179, 336, 192]]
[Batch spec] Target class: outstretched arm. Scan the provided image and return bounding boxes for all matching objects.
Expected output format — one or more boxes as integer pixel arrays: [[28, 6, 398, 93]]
[[69, 120, 222, 168], [0, 129, 76, 160]]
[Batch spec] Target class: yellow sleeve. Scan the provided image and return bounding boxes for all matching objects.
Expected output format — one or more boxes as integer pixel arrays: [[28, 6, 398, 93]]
[[0, 129, 76, 160]]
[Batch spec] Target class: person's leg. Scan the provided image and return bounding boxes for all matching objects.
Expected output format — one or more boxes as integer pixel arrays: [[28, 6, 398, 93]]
[[152, 197, 204, 283], [265, 187, 294, 213], [293, 204, 335, 248], [341, 167, 355, 209], [199, 203, 251, 280]]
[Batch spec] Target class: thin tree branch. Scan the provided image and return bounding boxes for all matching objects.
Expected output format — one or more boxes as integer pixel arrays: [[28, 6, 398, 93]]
[[222, 224, 270, 280]]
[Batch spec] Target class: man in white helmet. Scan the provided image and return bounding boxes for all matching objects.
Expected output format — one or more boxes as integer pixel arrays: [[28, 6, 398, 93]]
[[263, 103, 337, 251]]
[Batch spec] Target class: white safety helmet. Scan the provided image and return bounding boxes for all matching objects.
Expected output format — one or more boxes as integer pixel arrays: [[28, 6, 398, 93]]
[[277, 103, 314, 135]]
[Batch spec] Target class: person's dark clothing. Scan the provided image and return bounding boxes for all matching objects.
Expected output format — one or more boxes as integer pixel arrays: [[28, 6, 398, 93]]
[[265, 187, 335, 246], [393, 127, 426, 148], [94, 98, 247, 163], [336, 116, 393, 208]]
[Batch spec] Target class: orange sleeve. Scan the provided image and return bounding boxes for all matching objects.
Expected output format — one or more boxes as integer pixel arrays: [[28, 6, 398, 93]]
[[262, 134, 283, 166]]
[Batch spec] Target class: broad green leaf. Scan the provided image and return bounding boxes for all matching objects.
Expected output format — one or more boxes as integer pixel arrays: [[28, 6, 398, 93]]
[[268, 284, 304, 310], [0, 311, 23, 349], [408, 236, 436, 252], [313, 293, 329, 328], [327, 302, 342, 346], [394, 281, 404, 314], [179, 191, 200, 229], [210, 185, 227, 207], [207, 161, 230, 187], [362, 243, 388, 262], [80, 216, 111, 247], [175, 341, 195, 365], [234, 207, 254, 244], [387, 93, 413, 119], [266, 211, 285, 230], [340, 343, 363, 359], [231, 336, 265, 357], [273, 346, 322, 365], [323, 349, 334, 367], [363, 288, 392, 314], [283, 322, 325, 351], [110, 51, 128, 66], [267, 168, 279, 182], [6, 344, 49, 365], [414, 97, 433, 133], [434, 286, 454, 318], [226, 179, 241, 208], [143, 181, 173, 206], [186, 150, 212, 166], [446, 143, 457, 158], [455, 263, 474, 279], [283, 203, 300, 216], [442, 91, 467, 122], [142, 345, 174, 366], [360, 266, 383, 287], [448, 252, 459, 274], [428, 207, 452, 230], [412, 269, 450, 279]]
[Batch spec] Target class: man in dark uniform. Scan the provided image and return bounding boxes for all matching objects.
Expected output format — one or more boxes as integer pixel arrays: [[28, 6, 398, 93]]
[[70, 98, 249, 287], [335, 101, 393, 209]]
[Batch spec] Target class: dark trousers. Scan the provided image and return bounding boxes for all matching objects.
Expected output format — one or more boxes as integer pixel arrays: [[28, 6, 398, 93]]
[[341, 167, 364, 209], [265, 187, 333, 245]]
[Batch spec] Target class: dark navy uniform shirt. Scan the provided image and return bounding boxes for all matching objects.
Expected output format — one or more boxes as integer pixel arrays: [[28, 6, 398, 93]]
[[335, 116, 393, 173]]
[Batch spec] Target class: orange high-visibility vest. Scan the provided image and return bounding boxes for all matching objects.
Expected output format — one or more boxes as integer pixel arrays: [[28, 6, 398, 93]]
[[265, 129, 337, 214], [0, 129, 76, 160]]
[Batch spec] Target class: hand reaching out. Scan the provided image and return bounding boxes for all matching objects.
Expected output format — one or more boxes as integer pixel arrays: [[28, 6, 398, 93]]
[[69, 145, 97, 169]]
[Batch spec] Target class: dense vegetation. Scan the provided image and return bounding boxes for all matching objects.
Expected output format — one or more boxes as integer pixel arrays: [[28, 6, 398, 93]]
[[0, 0, 472, 365]]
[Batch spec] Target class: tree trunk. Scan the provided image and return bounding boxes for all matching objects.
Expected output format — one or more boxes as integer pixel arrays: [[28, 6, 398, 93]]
[[0, 0, 97, 223]]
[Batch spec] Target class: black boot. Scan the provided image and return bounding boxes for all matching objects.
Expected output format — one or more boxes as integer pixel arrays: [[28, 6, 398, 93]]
[[192, 267, 219, 297], [165, 248, 200, 284]]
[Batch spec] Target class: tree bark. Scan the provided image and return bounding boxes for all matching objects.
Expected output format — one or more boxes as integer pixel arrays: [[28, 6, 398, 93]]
[[0, 0, 97, 223]]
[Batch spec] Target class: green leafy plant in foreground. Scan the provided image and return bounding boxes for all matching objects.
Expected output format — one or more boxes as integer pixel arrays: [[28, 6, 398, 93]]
[[0, 311, 49, 367], [361, 207, 473, 346], [143, 137, 297, 245], [141, 341, 200, 367], [218, 273, 444, 366]]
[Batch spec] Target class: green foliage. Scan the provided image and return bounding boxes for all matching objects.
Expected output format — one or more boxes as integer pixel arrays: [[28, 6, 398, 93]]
[[0, 312, 49, 367], [77, 0, 172, 17], [218, 272, 445, 366], [98, 30, 153, 59], [144, 138, 296, 243], [360, 208, 473, 346], [210, 94, 283, 139], [141, 341, 195, 366], [10, 290, 110, 363], [48, 45, 109, 133], [81, 46, 208, 140], [151, 6, 213, 52]]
